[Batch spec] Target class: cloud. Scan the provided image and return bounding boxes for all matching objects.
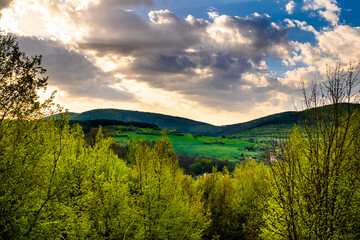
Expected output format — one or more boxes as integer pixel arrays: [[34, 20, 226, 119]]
[[132, 54, 197, 73], [16, 36, 134, 101], [78, 9, 208, 56], [1, 0, 297, 116], [302, 0, 341, 26], [1, 0, 308, 121], [284, 25, 360, 67], [280, 23, 360, 102], [317, 25, 360, 62], [284, 19, 296, 28], [286, 1, 296, 14], [205, 13, 290, 58], [77, 10, 292, 110], [0, 0, 12, 10], [100, 0, 154, 7], [79, 8, 293, 111], [280, 65, 323, 88], [293, 20, 319, 34]]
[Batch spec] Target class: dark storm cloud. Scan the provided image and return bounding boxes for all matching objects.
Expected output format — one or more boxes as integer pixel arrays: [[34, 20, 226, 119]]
[[78, 9, 208, 56], [0, 0, 12, 10], [132, 54, 197, 73], [73, 7, 293, 110], [16, 37, 134, 101], [214, 54, 236, 71], [101, 0, 154, 7], [69, 84, 133, 101], [79, 9, 289, 60], [233, 16, 288, 54]]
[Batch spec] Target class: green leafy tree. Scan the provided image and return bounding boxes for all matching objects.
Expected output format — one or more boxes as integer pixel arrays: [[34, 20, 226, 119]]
[[0, 33, 54, 123], [195, 161, 269, 240], [232, 160, 269, 240], [0, 33, 56, 238], [0, 35, 137, 239], [0, 114, 137, 239], [68, 126, 135, 239], [195, 168, 243, 240], [263, 63, 360, 239], [128, 135, 208, 239]]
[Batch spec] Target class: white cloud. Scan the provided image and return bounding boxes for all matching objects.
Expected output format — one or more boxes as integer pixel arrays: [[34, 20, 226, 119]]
[[284, 18, 296, 28], [302, 0, 341, 26], [286, 1, 296, 14], [284, 25, 360, 66], [317, 25, 360, 62], [293, 20, 319, 35], [284, 41, 322, 66], [280, 23, 360, 105], [280, 65, 321, 88], [208, 9, 219, 20]]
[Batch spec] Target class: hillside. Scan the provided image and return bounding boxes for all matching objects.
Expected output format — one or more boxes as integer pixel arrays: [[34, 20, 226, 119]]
[[221, 111, 300, 136], [66, 109, 220, 135], [51, 103, 360, 137]]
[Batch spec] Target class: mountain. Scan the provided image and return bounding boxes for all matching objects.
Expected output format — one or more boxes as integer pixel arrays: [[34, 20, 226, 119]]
[[224, 103, 360, 137], [220, 111, 300, 136], [64, 109, 220, 135], [50, 103, 360, 137]]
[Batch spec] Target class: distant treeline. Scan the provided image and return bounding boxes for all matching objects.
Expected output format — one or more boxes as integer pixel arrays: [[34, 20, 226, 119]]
[[68, 119, 159, 133]]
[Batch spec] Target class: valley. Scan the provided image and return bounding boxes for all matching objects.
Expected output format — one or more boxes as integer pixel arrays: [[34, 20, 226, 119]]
[[110, 126, 264, 162]]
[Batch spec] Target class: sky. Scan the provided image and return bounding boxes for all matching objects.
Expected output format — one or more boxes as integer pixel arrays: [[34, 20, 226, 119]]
[[0, 0, 359, 125]]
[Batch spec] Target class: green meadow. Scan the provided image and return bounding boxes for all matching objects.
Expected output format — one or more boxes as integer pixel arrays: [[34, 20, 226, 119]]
[[113, 130, 262, 162]]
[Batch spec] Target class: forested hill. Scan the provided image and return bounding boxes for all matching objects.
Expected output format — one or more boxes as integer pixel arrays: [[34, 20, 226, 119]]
[[222, 103, 360, 136], [52, 104, 360, 136], [61, 109, 220, 135], [220, 111, 300, 136], [50, 109, 299, 136]]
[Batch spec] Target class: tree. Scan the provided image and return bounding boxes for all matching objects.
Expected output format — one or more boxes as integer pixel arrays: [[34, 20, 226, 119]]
[[0, 33, 54, 121], [0, 34, 134, 239], [263, 63, 360, 239], [0, 33, 57, 239], [128, 135, 208, 239], [0, 111, 138, 239], [195, 160, 270, 240], [233, 160, 269, 240]]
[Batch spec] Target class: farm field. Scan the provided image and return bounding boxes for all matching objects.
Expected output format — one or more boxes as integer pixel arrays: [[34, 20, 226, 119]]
[[113, 130, 262, 162], [230, 124, 294, 140]]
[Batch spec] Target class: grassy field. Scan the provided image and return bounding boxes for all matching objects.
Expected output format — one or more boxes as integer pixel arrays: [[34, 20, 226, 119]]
[[230, 124, 294, 140], [113, 131, 262, 162]]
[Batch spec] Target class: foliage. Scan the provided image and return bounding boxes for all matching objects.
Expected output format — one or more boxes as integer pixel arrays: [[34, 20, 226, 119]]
[[196, 168, 242, 240], [178, 154, 236, 176], [263, 63, 360, 239], [195, 160, 269, 240], [127, 135, 208, 239], [68, 119, 159, 133], [0, 33, 54, 122], [233, 160, 270, 240], [0, 116, 135, 239]]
